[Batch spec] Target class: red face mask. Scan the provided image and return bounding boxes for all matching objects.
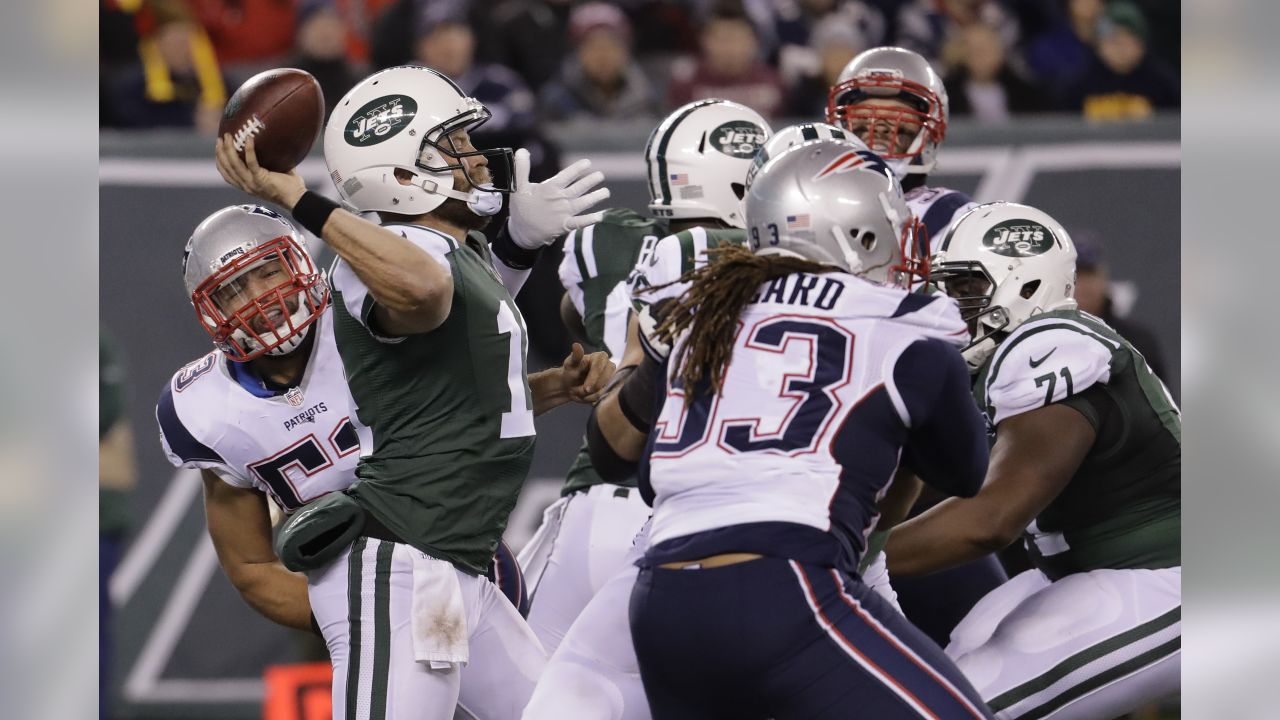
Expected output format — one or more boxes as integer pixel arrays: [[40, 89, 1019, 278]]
[[191, 235, 330, 362]]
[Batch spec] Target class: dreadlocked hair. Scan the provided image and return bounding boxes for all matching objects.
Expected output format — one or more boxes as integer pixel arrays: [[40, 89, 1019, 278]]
[[648, 244, 838, 398]]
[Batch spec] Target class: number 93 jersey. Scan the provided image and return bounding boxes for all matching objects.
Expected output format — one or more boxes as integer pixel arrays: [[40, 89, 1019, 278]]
[[644, 272, 973, 571], [156, 309, 361, 511]]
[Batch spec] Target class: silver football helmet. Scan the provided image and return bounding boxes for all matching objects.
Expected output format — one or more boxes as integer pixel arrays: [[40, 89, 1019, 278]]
[[644, 99, 772, 228], [826, 46, 949, 179], [745, 139, 926, 287], [745, 121, 865, 191], [183, 205, 329, 361], [932, 202, 1078, 369]]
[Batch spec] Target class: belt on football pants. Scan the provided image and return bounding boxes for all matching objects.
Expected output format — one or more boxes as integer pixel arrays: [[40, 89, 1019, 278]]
[[360, 508, 411, 546], [659, 553, 763, 570]]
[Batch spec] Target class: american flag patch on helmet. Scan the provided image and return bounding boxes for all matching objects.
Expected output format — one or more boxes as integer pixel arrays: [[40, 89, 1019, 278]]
[[787, 214, 810, 230]]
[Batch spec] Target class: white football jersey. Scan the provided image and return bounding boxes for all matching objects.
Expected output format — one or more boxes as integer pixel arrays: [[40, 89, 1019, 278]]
[[156, 309, 360, 511], [645, 271, 969, 560], [906, 185, 978, 254]]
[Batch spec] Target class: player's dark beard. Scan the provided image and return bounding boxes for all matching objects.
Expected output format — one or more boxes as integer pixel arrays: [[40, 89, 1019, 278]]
[[432, 195, 493, 233]]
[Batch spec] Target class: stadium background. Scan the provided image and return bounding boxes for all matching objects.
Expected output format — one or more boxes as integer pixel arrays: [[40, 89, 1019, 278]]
[[99, 1, 1180, 718]]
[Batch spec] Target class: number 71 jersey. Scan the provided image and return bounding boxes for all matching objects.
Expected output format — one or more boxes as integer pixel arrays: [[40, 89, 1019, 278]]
[[156, 310, 361, 511]]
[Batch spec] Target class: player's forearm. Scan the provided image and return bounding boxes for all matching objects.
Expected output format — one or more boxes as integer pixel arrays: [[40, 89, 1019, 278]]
[[592, 392, 648, 461], [227, 561, 313, 632], [529, 368, 571, 416], [317, 208, 453, 316], [884, 496, 1013, 577]]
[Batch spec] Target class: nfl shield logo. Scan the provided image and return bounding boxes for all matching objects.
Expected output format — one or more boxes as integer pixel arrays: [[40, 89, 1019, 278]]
[[285, 387, 305, 407]]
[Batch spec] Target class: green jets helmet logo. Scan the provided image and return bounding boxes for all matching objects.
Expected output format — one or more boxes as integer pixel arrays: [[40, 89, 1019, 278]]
[[346, 95, 417, 147], [983, 219, 1056, 257], [711, 121, 767, 158]]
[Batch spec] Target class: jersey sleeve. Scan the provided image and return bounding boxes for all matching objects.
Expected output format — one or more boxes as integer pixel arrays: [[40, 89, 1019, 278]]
[[983, 322, 1119, 426], [329, 225, 454, 343], [558, 227, 587, 317], [628, 231, 688, 310], [892, 338, 989, 498], [155, 380, 251, 487]]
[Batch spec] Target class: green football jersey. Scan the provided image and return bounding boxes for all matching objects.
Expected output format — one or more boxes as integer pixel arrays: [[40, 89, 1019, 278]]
[[558, 208, 666, 359], [973, 309, 1180, 579], [330, 224, 535, 575], [557, 209, 666, 496]]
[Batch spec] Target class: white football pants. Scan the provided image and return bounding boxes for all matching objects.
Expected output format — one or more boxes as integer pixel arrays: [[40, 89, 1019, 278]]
[[518, 484, 651, 655], [522, 518, 899, 720], [308, 537, 548, 720], [947, 566, 1181, 720]]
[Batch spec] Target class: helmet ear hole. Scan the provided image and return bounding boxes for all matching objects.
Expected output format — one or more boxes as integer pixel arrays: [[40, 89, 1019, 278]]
[[859, 230, 876, 251], [731, 182, 746, 200], [1020, 279, 1041, 299]]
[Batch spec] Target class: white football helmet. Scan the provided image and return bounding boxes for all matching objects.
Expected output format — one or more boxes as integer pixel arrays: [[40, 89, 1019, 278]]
[[745, 121, 866, 191], [644, 99, 772, 228], [745, 138, 926, 288], [826, 46, 948, 179], [323, 65, 513, 216], [932, 202, 1079, 369], [183, 205, 329, 362]]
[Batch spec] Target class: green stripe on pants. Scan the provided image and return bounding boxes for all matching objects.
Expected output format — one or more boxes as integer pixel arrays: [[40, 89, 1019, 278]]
[[345, 537, 367, 720], [369, 541, 394, 720], [1020, 637, 1180, 720], [989, 605, 1180, 713]]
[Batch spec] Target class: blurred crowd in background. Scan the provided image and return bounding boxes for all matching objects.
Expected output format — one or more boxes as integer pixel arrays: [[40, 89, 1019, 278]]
[[100, 0, 1179, 137]]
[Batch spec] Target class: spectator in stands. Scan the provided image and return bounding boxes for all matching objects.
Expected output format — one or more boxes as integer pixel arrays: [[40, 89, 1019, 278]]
[[413, 3, 537, 136], [293, 3, 360, 117], [1027, 0, 1105, 107], [667, 1, 787, 119], [1070, 1, 1178, 121], [540, 3, 660, 122], [472, 0, 575, 91], [104, 1, 226, 133], [944, 22, 1045, 122], [896, 0, 1018, 74], [1072, 233, 1168, 381], [187, 0, 295, 82], [305, 0, 398, 67], [786, 12, 872, 117]]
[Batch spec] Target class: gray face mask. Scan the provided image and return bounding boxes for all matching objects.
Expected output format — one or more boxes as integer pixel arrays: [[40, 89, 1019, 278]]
[[467, 183, 503, 216]]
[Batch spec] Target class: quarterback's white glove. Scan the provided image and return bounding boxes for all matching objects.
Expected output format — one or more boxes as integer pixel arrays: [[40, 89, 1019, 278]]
[[508, 148, 610, 250]]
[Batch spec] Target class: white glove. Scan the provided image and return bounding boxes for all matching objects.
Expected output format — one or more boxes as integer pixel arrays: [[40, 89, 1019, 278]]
[[508, 148, 611, 250]]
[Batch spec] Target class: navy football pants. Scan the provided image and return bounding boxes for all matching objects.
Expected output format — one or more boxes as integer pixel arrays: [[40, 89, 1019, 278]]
[[630, 557, 993, 719]]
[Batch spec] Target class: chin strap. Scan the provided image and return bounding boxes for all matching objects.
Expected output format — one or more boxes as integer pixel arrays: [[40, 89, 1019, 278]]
[[417, 176, 504, 217]]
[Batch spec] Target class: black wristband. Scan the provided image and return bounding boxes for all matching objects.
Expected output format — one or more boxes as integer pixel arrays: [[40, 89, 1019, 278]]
[[291, 191, 340, 238], [490, 221, 542, 271], [616, 355, 660, 434]]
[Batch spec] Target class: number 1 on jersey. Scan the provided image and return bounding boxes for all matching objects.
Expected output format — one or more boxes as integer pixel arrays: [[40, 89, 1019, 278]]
[[496, 299, 535, 438]]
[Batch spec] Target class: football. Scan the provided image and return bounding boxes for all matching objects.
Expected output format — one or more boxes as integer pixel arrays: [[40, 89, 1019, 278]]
[[219, 68, 325, 173]]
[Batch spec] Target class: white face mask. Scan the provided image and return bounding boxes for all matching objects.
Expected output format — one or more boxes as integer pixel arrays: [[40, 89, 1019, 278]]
[[467, 183, 503, 216]]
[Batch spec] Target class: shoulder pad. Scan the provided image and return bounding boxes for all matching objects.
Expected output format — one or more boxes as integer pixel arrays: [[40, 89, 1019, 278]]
[[886, 292, 970, 346], [629, 229, 695, 308], [156, 372, 226, 469], [983, 316, 1120, 425]]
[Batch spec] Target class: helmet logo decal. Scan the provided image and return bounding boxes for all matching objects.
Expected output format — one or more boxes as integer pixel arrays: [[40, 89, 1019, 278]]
[[345, 95, 418, 147], [983, 219, 1056, 257], [215, 245, 251, 268], [711, 121, 767, 158], [813, 150, 892, 181]]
